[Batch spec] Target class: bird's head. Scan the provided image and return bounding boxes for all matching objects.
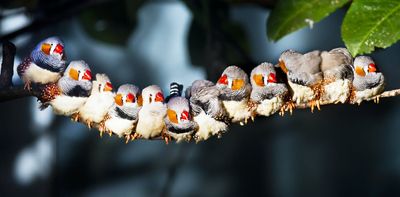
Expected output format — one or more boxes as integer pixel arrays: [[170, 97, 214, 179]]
[[217, 66, 248, 91], [141, 85, 164, 106], [167, 97, 191, 124], [65, 60, 92, 81], [278, 49, 297, 74], [250, 62, 277, 87], [36, 37, 65, 60], [94, 74, 113, 93], [353, 56, 378, 77], [114, 84, 141, 107]]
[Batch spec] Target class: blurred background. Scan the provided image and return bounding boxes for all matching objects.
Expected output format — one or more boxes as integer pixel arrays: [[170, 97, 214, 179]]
[[1, 0, 400, 196]]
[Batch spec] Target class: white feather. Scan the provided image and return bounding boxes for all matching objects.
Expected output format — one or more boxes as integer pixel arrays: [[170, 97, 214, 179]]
[[353, 83, 384, 104], [222, 99, 251, 123], [288, 81, 315, 104], [321, 79, 351, 104], [256, 97, 284, 116], [193, 111, 228, 142], [136, 102, 167, 139], [24, 63, 60, 84], [166, 131, 192, 143], [104, 117, 135, 137], [79, 92, 114, 123], [50, 95, 87, 116]]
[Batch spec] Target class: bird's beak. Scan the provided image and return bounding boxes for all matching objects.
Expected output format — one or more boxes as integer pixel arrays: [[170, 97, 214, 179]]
[[180, 110, 189, 122], [41, 43, 51, 55], [69, 68, 79, 80], [53, 44, 64, 55], [155, 92, 164, 102], [126, 93, 134, 103], [137, 95, 143, 106], [104, 82, 113, 92], [355, 66, 366, 77], [279, 60, 288, 74], [253, 74, 264, 87], [267, 73, 277, 83], [82, 70, 92, 81], [368, 63, 377, 73], [115, 94, 123, 106], [218, 74, 228, 85], [167, 109, 178, 124], [231, 79, 244, 90]]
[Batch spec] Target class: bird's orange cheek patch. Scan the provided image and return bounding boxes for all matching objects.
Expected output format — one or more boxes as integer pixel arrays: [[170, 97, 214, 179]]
[[355, 66, 366, 77], [167, 109, 178, 124], [114, 94, 123, 106], [279, 60, 288, 74], [69, 68, 79, 81], [253, 74, 264, 87], [137, 95, 143, 106], [41, 43, 51, 55], [232, 79, 244, 90]]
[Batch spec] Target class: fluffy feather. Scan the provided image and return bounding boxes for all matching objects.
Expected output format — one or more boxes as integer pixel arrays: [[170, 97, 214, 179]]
[[105, 117, 135, 137], [193, 111, 228, 142], [136, 102, 167, 139], [222, 99, 252, 123], [50, 95, 88, 116]]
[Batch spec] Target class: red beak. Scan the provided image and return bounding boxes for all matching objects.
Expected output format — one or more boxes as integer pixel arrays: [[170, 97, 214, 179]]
[[82, 70, 92, 81], [368, 63, 377, 73], [218, 74, 228, 85], [267, 73, 277, 83], [126, 93, 135, 103], [155, 92, 164, 102], [180, 110, 190, 121], [54, 44, 64, 54]]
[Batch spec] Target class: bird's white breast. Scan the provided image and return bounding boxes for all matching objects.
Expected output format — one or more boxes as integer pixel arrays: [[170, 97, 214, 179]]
[[136, 103, 166, 139], [24, 62, 61, 84], [321, 79, 351, 104], [193, 111, 228, 142], [288, 81, 315, 104], [353, 83, 384, 104], [79, 92, 115, 123], [222, 99, 251, 123], [256, 97, 284, 117], [50, 95, 88, 116], [105, 117, 135, 137]]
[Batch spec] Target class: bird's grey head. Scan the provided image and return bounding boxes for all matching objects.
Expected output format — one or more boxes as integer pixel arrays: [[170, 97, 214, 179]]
[[64, 60, 92, 81], [93, 74, 113, 93], [141, 85, 164, 105], [216, 66, 251, 100], [167, 97, 191, 124], [31, 37, 66, 72], [191, 80, 214, 93], [278, 49, 298, 73], [353, 56, 380, 78], [115, 84, 141, 108], [250, 62, 278, 88]]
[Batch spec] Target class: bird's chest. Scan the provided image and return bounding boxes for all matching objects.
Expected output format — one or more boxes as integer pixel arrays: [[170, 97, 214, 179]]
[[321, 79, 351, 104], [288, 81, 315, 104], [24, 63, 61, 84], [222, 99, 251, 122], [256, 97, 283, 116]]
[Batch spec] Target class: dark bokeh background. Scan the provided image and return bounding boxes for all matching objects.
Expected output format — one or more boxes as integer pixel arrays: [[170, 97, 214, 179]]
[[1, 0, 400, 196]]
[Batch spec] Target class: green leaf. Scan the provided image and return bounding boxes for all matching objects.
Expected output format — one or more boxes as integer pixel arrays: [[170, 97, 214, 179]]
[[267, 0, 348, 41], [342, 0, 400, 56]]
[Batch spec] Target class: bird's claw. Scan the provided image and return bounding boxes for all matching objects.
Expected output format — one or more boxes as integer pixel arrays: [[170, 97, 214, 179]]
[[71, 113, 79, 122], [373, 96, 380, 104], [24, 81, 32, 90], [309, 100, 321, 113], [162, 132, 171, 145]]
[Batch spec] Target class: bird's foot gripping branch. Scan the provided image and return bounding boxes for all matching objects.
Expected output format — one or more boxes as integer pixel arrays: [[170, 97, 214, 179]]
[[1, 39, 400, 143]]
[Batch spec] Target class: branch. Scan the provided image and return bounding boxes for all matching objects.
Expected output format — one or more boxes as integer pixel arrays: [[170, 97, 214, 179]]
[[0, 41, 16, 88]]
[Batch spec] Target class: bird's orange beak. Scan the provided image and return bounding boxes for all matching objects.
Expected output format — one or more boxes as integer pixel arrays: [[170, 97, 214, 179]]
[[279, 60, 288, 74], [368, 63, 377, 73], [253, 74, 264, 87], [115, 94, 123, 106], [167, 109, 178, 124], [155, 92, 164, 102], [232, 79, 244, 90], [355, 66, 366, 77], [268, 73, 277, 83], [104, 82, 113, 92], [82, 70, 92, 81], [41, 43, 51, 55], [125, 93, 135, 103]]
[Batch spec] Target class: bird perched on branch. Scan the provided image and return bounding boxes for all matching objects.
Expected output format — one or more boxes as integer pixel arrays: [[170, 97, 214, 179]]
[[350, 56, 385, 104], [187, 80, 229, 142], [135, 85, 168, 142], [250, 62, 289, 117], [320, 48, 354, 104], [104, 84, 142, 141], [17, 37, 66, 89], [279, 50, 323, 112], [76, 73, 114, 129], [216, 66, 252, 125], [164, 83, 198, 142], [43, 60, 92, 116]]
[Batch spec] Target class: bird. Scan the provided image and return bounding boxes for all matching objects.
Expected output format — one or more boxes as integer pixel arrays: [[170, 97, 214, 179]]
[[17, 37, 66, 90], [135, 85, 168, 142], [319, 48, 354, 104], [42, 60, 92, 116], [104, 84, 142, 142], [279, 49, 323, 112], [350, 56, 385, 104], [76, 73, 114, 129], [250, 62, 289, 117], [216, 65, 252, 125], [187, 80, 229, 142], [164, 83, 198, 142]]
